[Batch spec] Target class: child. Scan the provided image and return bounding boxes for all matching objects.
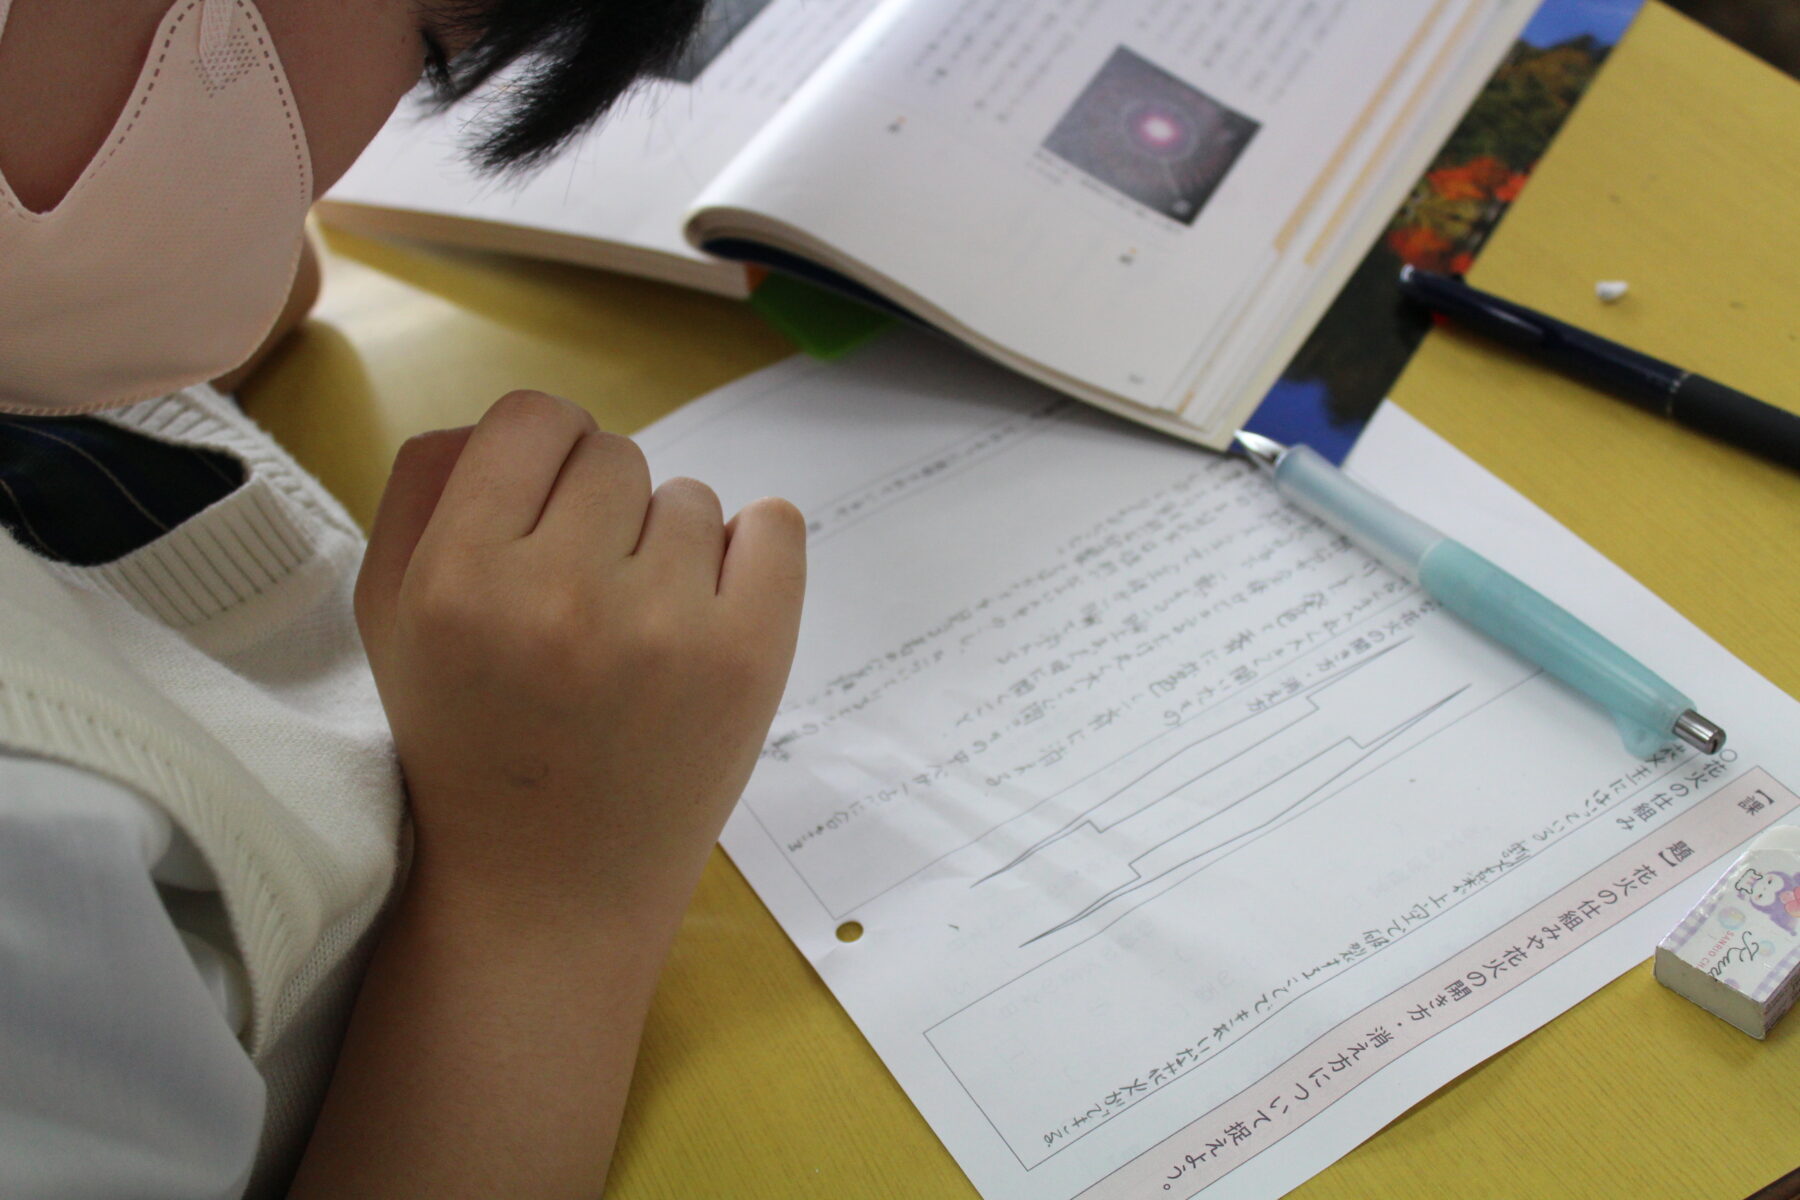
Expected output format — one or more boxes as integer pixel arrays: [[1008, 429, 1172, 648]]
[[0, 2, 806, 1196]]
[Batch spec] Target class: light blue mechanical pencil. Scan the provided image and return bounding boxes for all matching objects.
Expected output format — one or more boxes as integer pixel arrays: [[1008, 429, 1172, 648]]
[[1232, 431, 1724, 759]]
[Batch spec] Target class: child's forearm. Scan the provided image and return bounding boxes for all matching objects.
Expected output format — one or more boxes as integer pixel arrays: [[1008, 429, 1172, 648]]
[[301, 393, 803, 1196], [288, 857, 686, 1199]]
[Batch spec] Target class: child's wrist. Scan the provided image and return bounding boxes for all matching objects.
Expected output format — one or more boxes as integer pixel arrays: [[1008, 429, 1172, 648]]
[[401, 825, 696, 941]]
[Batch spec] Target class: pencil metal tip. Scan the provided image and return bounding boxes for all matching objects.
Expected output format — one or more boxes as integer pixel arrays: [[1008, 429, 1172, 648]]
[[1674, 710, 1726, 755], [1233, 430, 1287, 470]]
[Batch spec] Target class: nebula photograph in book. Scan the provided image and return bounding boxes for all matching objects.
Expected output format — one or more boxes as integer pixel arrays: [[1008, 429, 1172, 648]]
[[1043, 46, 1259, 226]]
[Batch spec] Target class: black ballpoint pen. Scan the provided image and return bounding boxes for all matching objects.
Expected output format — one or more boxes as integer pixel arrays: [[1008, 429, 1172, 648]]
[[1397, 266, 1800, 471]]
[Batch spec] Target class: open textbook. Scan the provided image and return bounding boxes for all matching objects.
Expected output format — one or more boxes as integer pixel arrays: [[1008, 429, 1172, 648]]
[[319, 0, 882, 296], [324, 0, 1553, 447], [635, 330, 1800, 1200]]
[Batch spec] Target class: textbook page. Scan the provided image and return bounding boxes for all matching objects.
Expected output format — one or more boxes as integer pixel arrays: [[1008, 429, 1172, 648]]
[[688, 0, 1532, 433], [636, 330, 1800, 1200], [319, 0, 878, 296]]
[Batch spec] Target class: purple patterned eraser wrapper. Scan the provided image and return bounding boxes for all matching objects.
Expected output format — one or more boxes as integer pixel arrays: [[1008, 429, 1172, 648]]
[[1656, 823, 1800, 1038]]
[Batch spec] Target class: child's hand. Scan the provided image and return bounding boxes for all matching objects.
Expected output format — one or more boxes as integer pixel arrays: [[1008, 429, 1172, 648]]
[[299, 392, 803, 1197], [354, 390, 805, 920]]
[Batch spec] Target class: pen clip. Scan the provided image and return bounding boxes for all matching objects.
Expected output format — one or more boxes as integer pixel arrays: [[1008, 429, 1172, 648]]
[[1472, 301, 1547, 344]]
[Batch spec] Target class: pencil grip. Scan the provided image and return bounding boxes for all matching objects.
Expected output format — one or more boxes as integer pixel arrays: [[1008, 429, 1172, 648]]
[[1418, 541, 1689, 757], [1671, 376, 1800, 471]]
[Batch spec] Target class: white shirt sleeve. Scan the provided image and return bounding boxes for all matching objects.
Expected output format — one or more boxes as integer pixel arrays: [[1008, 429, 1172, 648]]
[[0, 754, 265, 1200]]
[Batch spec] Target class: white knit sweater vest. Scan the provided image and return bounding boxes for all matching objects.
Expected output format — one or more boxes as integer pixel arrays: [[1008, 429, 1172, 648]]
[[0, 385, 402, 1195]]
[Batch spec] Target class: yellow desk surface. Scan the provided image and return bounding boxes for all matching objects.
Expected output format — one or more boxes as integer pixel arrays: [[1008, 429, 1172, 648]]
[[244, 5, 1800, 1196]]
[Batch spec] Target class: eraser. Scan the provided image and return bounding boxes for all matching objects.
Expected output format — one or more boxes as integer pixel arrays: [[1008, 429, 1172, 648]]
[[1655, 825, 1800, 1038]]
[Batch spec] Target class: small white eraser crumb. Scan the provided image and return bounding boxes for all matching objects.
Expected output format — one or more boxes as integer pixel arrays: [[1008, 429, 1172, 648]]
[[1595, 280, 1629, 302], [1655, 825, 1800, 1038]]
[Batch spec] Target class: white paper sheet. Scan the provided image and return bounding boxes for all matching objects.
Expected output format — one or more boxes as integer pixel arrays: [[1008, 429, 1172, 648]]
[[635, 331, 1800, 1200]]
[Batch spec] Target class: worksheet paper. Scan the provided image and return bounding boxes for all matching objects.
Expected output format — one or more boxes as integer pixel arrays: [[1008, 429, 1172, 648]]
[[635, 332, 1800, 1200]]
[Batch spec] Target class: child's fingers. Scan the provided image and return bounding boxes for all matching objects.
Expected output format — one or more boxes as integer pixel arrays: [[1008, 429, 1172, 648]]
[[635, 477, 727, 593], [532, 429, 653, 561], [428, 391, 597, 545], [718, 497, 807, 622], [356, 426, 475, 646]]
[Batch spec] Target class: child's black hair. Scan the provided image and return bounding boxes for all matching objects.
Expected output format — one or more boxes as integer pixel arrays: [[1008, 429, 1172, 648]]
[[423, 0, 708, 174]]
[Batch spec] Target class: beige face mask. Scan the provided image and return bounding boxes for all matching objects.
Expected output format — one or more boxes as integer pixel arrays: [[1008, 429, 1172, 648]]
[[0, 0, 313, 413]]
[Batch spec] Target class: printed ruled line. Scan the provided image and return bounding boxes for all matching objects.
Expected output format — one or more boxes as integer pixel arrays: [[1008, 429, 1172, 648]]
[[1015, 682, 1464, 946], [753, 585, 1427, 923], [974, 641, 1411, 884]]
